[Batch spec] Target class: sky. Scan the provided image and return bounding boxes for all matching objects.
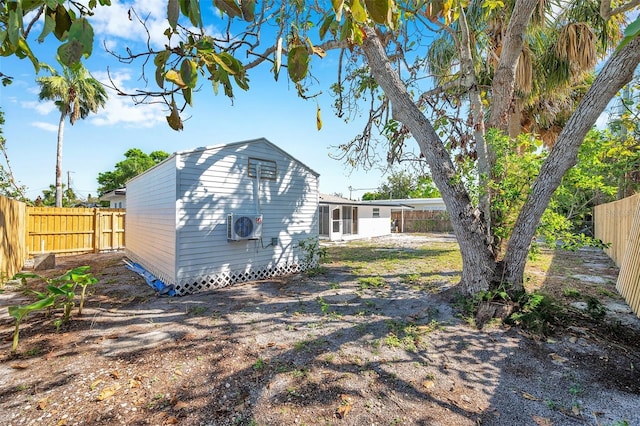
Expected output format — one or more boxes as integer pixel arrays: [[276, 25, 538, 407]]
[[1, 2, 629, 203], [0, 1, 394, 202]]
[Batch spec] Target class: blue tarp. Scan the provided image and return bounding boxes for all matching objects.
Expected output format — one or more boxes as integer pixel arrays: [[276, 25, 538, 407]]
[[124, 260, 176, 296]]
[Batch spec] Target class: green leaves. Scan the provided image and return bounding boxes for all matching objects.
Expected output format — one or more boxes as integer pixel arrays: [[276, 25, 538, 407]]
[[7, 0, 23, 46], [8, 266, 97, 352], [166, 100, 183, 131], [57, 17, 94, 67], [180, 58, 198, 88], [616, 16, 640, 52], [168, 0, 180, 29], [53, 4, 72, 40], [213, 0, 242, 18], [240, 0, 255, 21], [351, 0, 367, 23], [365, 0, 392, 25], [288, 45, 310, 83]]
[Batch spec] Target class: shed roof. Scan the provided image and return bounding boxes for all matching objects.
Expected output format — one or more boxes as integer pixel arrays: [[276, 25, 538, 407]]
[[127, 138, 319, 185], [319, 193, 413, 208], [100, 188, 126, 200]]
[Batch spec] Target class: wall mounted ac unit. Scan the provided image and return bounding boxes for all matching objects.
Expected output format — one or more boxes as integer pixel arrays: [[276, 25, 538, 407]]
[[227, 214, 263, 241]]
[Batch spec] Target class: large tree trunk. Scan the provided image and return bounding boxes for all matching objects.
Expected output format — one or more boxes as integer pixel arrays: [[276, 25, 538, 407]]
[[501, 37, 640, 288], [55, 113, 65, 208], [362, 27, 495, 294]]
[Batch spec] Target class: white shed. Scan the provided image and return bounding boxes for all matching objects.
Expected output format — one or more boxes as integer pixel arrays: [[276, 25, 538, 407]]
[[125, 138, 319, 295]]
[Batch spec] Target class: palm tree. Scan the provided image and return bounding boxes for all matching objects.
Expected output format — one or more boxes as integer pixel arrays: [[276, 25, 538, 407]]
[[37, 64, 108, 207]]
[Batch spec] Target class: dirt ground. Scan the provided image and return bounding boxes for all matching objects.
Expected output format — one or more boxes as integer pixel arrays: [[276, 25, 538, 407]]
[[1, 234, 639, 426]]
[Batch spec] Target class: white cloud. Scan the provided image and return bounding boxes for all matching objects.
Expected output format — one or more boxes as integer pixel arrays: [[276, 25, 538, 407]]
[[21, 100, 57, 115], [32, 122, 59, 132], [91, 0, 169, 49], [89, 69, 166, 128]]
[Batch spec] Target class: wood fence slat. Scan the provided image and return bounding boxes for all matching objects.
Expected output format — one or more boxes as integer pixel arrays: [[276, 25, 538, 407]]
[[595, 194, 640, 318], [24, 207, 126, 256], [391, 210, 453, 233], [0, 196, 27, 279]]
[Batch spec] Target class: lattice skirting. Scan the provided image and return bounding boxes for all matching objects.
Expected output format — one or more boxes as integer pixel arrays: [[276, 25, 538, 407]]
[[125, 251, 316, 296], [175, 261, 314, 295]]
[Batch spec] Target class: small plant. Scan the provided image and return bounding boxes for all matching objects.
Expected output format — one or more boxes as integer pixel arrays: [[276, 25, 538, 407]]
[[317, 296, 330, 314], [562, 288, 581, 298], [597, 287, 617, 298], [187, 305, 207, 315], [586, 296, 607, 320], [400, 273, 421, 285], [508, 291, 565, 336], [381, 319, 438, 352], [329, 282, 340, 290], [253, 357, 266, 370], [298, 237, 327, 272], [9, 266, 98, 352], [8, 296, 57, 352], [357, 276, 386, 289]]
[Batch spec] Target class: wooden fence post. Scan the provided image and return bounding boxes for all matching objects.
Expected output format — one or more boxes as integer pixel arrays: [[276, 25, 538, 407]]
[[93, 208, 99, 253]]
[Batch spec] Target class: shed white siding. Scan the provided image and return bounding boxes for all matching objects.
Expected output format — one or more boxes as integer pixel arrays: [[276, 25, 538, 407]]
[[125, 157, 178, 285], [125, 138, 319, 295]]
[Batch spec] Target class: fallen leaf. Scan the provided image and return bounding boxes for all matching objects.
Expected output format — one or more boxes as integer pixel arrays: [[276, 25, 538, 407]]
[[174, 401, 189, 411], [110, 371, 120, 379], [10, 363, 29, 370], [267, 342, 275, 347], [174, 369, 183, 376], [522, 392, 538, 401], [37, 398, 49, 410], [90, 379, 104, 390], [96, 384, 121, 401], [55, 420, 67, 426], [163, 416, 179, 425], [549, 353, 568, 365], [107, 334, 119, 339], [533, 415, 552, 426], [336, 394, 353, 419], [422, 379, 436, 389], [336, 403, 352, 419], [129, 378, 141, 388], [572, 405, 581, 416]]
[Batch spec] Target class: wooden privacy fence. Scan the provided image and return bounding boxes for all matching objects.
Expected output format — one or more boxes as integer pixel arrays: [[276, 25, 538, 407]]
[[391, 210, 453, 233], [0, 196, 27, 279], [26, 207, 125, 256], [594, 193, 640, 318]]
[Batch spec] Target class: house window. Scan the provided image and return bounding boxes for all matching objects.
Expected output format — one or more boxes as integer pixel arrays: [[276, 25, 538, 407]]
[[248, 157, 277, 180], [373, 208, 380, 218], [319, 205, 330, 236], [342, 206, 358, 235]]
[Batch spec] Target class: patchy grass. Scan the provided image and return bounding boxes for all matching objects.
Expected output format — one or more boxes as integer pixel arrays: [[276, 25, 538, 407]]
[[325, 241, 462, 287]]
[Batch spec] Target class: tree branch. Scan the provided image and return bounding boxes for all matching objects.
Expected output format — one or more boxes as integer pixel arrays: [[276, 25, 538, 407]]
[[600, 0, 640, 20]]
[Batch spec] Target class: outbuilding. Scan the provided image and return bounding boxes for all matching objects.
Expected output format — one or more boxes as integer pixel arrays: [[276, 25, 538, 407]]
[[318, 193, 410, 241], [125, 138, 319, 295]]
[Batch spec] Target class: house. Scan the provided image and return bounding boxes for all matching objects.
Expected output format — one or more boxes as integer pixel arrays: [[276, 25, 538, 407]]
[[125, 138, 320, 296], [362, 198, 449, 233], [318, 194, 410, 241], [100, 188, 126, 208]]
